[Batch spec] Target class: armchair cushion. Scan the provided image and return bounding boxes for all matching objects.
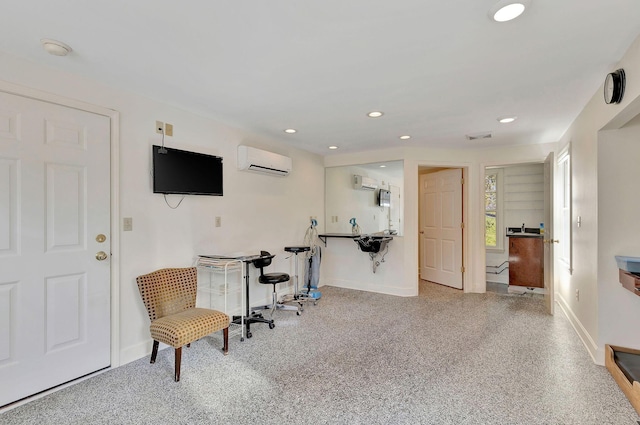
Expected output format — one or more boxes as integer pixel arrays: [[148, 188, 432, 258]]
[[150, 307, 230, 348]]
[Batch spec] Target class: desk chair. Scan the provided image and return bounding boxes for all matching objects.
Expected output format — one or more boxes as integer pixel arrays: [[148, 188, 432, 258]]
[[136, 267, 229, 381], [251, 250, 301, 321]]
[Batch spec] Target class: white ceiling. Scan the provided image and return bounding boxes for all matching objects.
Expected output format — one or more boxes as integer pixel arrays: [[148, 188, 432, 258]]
[[2, 1, 640, 156]]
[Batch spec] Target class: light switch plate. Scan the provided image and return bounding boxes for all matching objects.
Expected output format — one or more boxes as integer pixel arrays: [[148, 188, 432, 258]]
[[123, 217, 133, 231]]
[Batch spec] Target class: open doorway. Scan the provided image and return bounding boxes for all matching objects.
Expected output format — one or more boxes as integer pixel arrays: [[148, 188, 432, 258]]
[[483, 156, 555, 314]]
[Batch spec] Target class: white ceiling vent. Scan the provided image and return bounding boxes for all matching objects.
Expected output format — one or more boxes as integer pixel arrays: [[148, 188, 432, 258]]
[[465, 132, 493, 140], [238, 145, 292, 176]]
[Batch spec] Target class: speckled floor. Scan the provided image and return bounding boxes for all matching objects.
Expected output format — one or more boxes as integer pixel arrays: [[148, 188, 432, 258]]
[[1, 281, 638, 425]]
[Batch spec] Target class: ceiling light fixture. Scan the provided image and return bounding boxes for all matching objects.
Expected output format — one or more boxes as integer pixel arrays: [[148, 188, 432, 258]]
[[41, 38, 73, 56], [284, 128, 297, 134], [367, 111, 384, 118], [399, 135, 411, 140], [380, 165, 387, 168], [328, 145, 339, 150], [497, 116, 517, 123], [489, 1, 530, 22]]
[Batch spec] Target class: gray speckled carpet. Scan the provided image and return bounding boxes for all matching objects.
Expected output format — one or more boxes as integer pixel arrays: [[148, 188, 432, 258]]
[[1, 281, 638, 425]]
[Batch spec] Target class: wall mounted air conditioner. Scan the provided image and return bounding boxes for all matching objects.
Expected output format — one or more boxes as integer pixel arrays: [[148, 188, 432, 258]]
[[353, 175, 378, 191], [237, 145, 292, 176]]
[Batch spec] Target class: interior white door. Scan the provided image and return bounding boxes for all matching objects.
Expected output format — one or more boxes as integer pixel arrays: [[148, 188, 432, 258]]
[[419, 169, 463, 289], [0, 92, 111, 406], [543, 152, 555, 315]]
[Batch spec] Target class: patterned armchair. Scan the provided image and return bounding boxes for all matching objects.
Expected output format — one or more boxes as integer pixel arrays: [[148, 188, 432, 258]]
[[136, 267, 229, 381]]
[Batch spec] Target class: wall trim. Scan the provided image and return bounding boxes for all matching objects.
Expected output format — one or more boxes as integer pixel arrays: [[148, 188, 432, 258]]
[[325, 279, 417, 297], [556, 293, 600, 364]]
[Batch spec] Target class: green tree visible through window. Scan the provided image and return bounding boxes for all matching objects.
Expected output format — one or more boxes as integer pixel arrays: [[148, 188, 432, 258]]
[[485, 173, 497, 247]]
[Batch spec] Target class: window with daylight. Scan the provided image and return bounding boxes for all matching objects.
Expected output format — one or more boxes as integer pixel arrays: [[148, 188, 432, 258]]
[[485, 169, 503, 250]]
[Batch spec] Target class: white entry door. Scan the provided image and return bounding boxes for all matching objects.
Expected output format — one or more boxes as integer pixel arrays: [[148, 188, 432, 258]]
[[543, 152, 555, 315], [0, 92, 111, 406], [419, 169, 463, 289]]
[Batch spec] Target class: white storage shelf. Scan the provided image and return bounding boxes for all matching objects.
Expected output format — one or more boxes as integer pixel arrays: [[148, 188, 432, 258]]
[[196, 257, 244, 340]]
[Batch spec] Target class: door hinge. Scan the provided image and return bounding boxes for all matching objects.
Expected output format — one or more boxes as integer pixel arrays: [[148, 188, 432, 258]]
[[460, 222, 464, 229], [461, 266, 465, 273]]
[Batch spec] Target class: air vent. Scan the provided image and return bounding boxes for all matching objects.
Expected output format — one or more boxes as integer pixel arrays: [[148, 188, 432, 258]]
[[465, 132, 492, 140]]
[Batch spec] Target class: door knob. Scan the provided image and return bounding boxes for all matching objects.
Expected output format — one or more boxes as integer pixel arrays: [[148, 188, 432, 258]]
[[96, 251, 108, 261], [419, 231, 424, 234]]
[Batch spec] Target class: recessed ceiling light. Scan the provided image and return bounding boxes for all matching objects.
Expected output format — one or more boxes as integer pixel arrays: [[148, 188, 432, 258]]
[[380, 165, 387, 168], [328, 145, 339, 150], [367, 111, 384, 118], [284, 128, 297, 134], [399, 135, 411, 140], [41, 38, 72, 56], [497, 116, 517, 123], [489, 1, 529, 22]]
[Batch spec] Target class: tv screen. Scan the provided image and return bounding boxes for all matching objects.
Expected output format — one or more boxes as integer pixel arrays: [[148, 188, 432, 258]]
[[152, 145, 223, 196], [378, 189, 390, 207]]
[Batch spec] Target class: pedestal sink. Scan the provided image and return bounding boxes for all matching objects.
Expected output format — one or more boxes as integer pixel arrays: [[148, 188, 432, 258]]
[[354, 235, 393, 273]]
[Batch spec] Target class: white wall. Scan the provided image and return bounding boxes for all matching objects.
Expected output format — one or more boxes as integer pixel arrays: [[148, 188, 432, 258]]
[[557, 34, 640, 364], [0, 52, 325, 365], [325, 164, 403, 235], [486, 164, 545, 285], [598, 114, 640, 354]]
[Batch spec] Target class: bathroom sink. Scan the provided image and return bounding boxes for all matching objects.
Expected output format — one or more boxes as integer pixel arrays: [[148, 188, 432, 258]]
[[354, 235, 393, 253]]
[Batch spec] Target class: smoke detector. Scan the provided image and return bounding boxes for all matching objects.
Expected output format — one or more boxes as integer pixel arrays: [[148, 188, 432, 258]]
[[41, 39, 72, 56]]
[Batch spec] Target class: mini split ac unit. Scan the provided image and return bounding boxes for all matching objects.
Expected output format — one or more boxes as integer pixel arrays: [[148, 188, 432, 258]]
[[353, 175, 378, 191], [237, 145, 292, 176]]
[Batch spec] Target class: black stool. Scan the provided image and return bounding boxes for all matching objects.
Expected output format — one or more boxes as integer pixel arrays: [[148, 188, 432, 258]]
[[283, 246, 311, 308], [251, 251, 300, 322]]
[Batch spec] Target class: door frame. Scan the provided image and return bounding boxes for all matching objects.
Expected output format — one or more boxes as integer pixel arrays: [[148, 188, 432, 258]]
[[0, 81, 121, 368], [417, 163, 470, 292], [481, 157, 556, 304]]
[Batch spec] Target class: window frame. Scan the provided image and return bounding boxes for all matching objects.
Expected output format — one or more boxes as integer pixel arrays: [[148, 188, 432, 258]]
[[485, 168, 504, 252], [558, 146, 572, 273]]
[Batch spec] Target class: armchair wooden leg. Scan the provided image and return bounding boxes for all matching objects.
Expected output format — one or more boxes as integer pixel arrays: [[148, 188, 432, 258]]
[[223, 327, 229, 355], [174, 347, 182, 382], [150, 340, 159, 364]]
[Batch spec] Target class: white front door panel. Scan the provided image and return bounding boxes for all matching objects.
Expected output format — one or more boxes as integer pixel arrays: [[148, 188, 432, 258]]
[[0, 92, 111, 406]]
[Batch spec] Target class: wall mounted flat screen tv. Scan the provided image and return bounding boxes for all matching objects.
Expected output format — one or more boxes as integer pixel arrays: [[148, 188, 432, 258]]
[[378, 189, 390, 207], [152, 145, 223, 196]]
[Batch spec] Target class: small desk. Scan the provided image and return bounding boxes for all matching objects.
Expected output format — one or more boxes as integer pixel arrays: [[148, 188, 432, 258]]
[[199, 253, 270, 339]]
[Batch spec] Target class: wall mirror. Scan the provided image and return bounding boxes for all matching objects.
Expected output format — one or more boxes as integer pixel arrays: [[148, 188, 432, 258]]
[[325, 161, 404, 236]]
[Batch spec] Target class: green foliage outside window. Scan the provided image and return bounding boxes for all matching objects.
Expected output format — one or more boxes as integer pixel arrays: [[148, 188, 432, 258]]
[[485, 174, 497, 247]]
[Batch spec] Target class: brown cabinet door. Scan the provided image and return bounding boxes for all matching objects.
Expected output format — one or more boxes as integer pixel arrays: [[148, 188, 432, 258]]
[[508, 237, 543, 287]]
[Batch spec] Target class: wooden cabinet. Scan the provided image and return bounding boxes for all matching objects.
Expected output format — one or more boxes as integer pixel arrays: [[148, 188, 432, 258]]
[[508, 236, 543, 288]]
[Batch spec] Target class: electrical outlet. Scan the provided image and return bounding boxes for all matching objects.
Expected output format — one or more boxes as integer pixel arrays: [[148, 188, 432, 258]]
[[123, 217, 133, 231], [165, 123, 173, 137], [156, 121, 164, 134], [575, 289, 579, 301], [215, 216, 221, 227]]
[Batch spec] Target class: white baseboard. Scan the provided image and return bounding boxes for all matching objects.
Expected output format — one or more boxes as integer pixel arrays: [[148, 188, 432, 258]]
[[325, 278, 416, 297], [556, 293, 600, 364]]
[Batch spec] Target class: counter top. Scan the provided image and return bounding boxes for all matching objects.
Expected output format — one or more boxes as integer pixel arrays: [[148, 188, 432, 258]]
[[506, 233, 544, 238], [318, 233, 357, 239]]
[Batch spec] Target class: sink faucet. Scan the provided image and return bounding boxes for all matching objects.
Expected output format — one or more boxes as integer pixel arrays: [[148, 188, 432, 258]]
[[521, 223, 525, 232]]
